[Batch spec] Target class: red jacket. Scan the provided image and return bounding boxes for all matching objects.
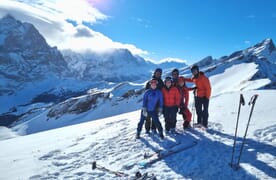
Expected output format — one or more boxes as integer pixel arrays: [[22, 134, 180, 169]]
[[162, 86, 180, 107], [185, 72, 211, 99], [177, 86, 189, 107]]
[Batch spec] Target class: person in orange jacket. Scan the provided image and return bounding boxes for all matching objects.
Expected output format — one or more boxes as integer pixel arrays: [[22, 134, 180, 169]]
[[185, 65, 211, 128], [177, 76, 193, 129], [162, 76, 180, 133]]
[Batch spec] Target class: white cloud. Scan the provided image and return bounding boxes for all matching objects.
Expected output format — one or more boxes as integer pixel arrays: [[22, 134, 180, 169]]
[[0, 0, 148, 56]]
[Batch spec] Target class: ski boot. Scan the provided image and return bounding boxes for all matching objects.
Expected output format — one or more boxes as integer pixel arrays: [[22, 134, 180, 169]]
[[136, 132, 140, 139]]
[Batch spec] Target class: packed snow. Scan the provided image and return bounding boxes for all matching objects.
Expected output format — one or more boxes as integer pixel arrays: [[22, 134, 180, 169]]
[[0, 90, 275, 179]]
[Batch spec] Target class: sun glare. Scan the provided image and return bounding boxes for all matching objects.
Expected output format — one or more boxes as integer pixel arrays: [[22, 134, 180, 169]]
[[86, 0, 113, 12]]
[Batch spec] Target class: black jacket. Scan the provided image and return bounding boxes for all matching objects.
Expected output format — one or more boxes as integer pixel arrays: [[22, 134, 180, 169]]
[[145, 77, 164, 90]]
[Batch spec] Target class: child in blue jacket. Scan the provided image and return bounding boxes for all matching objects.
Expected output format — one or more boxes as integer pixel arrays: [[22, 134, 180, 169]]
[[136, 79, 164, 139]]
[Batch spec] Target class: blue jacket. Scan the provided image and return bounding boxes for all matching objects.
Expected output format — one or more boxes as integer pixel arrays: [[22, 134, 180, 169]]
[[143, 89, 163, 111]]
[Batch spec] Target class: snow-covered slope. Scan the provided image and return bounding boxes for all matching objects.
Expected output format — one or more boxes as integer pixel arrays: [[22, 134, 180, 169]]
[[10, 82, 145, 135], [0, 90, 275, 179]]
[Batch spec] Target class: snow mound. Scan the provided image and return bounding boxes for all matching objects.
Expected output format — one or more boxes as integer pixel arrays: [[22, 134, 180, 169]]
[[0, 126, 18, 140]]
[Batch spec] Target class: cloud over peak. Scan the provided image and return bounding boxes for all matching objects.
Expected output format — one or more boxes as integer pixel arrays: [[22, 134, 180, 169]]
[[0, 0, 148, 56]]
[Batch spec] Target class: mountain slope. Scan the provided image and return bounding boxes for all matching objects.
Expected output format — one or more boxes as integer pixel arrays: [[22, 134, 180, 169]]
[[0, 15, 69, 95], [62, 49, 154, 82], [0, 90, 275, 179], [180, 38, 276, 93], [8, 38, 276, 135]]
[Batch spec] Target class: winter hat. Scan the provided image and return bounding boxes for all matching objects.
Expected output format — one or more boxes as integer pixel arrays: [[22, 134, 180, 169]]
[[164, 76, 172, 83], [178, 76, 185, 82], [172, 68, 179, 75], [154, 68, 162, 74], [191, 65, 199, 72], [150, 79, 158, 85]]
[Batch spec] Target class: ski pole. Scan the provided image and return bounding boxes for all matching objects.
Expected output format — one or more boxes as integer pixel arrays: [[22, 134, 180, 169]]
[[230, 94, 245, 168], [92, 161, 128, 177], [235, 94, 258, 169], [192, 88, 196, 127]]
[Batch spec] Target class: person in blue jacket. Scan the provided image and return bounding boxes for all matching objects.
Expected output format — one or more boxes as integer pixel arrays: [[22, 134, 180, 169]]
[[136, 79, 164, 139]]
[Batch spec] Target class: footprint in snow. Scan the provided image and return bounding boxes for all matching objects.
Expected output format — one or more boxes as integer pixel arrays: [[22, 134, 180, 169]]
[[39, 149, 61, 160], [254, 124, 276, 143]]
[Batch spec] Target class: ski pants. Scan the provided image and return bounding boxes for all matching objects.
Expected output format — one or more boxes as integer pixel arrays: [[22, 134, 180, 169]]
[[195, 97, 209, 127], [145, 115, 156, 132], [145, 107, 158, 131], [137, 110, 163, 134], [180, 107, 192, 123], [163, 106, 178, 131]]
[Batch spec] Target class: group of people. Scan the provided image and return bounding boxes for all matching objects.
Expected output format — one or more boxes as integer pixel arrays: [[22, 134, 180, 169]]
[[136, 65, 211, 139]]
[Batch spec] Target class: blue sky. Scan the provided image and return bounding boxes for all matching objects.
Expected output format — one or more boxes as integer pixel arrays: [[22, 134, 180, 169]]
[[0, 0, 275, 64], [90, 0, 276, 63]]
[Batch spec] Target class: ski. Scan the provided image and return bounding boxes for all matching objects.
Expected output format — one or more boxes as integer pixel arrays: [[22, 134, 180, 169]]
[[92, 161, 157, 179], [124, 142, 181, 170], [92, 161, 128, 177], [192, 123, 207, 131], [138, 141, 198, 167]]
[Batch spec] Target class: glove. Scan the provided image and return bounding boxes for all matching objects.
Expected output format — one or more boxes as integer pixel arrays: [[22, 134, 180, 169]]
[[157, 108, 163, 117], [142, 107, 148, 117], [178, 108, 183, 114], [174, 106, 179, 113], [178, 105, 186, 114]]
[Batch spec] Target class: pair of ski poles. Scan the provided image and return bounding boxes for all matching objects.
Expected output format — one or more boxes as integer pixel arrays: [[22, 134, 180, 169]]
[[229, 94, 258, 170]]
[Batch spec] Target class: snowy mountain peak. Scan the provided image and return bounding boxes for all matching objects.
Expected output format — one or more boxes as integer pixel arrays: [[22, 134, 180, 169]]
[[62, 48, 153, 82], [243, 38, 276, 60], [0, 14, 20, 30], [259, 38, 275, 52], [0, 14, 54, 53], [194, 56, 213, 67], [0, 15, 69, 95]]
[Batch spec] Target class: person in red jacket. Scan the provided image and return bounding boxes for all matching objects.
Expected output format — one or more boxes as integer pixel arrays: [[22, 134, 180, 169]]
[[177, 76, 192, 129], [185, 65, 211, 128], [162, 76, 180, 133]]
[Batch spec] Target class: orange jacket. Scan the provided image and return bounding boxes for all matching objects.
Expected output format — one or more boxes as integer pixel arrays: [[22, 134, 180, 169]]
[[185, 72, 211, 99], [162, 86, 180, 107], [177, 86, 189, 107]]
